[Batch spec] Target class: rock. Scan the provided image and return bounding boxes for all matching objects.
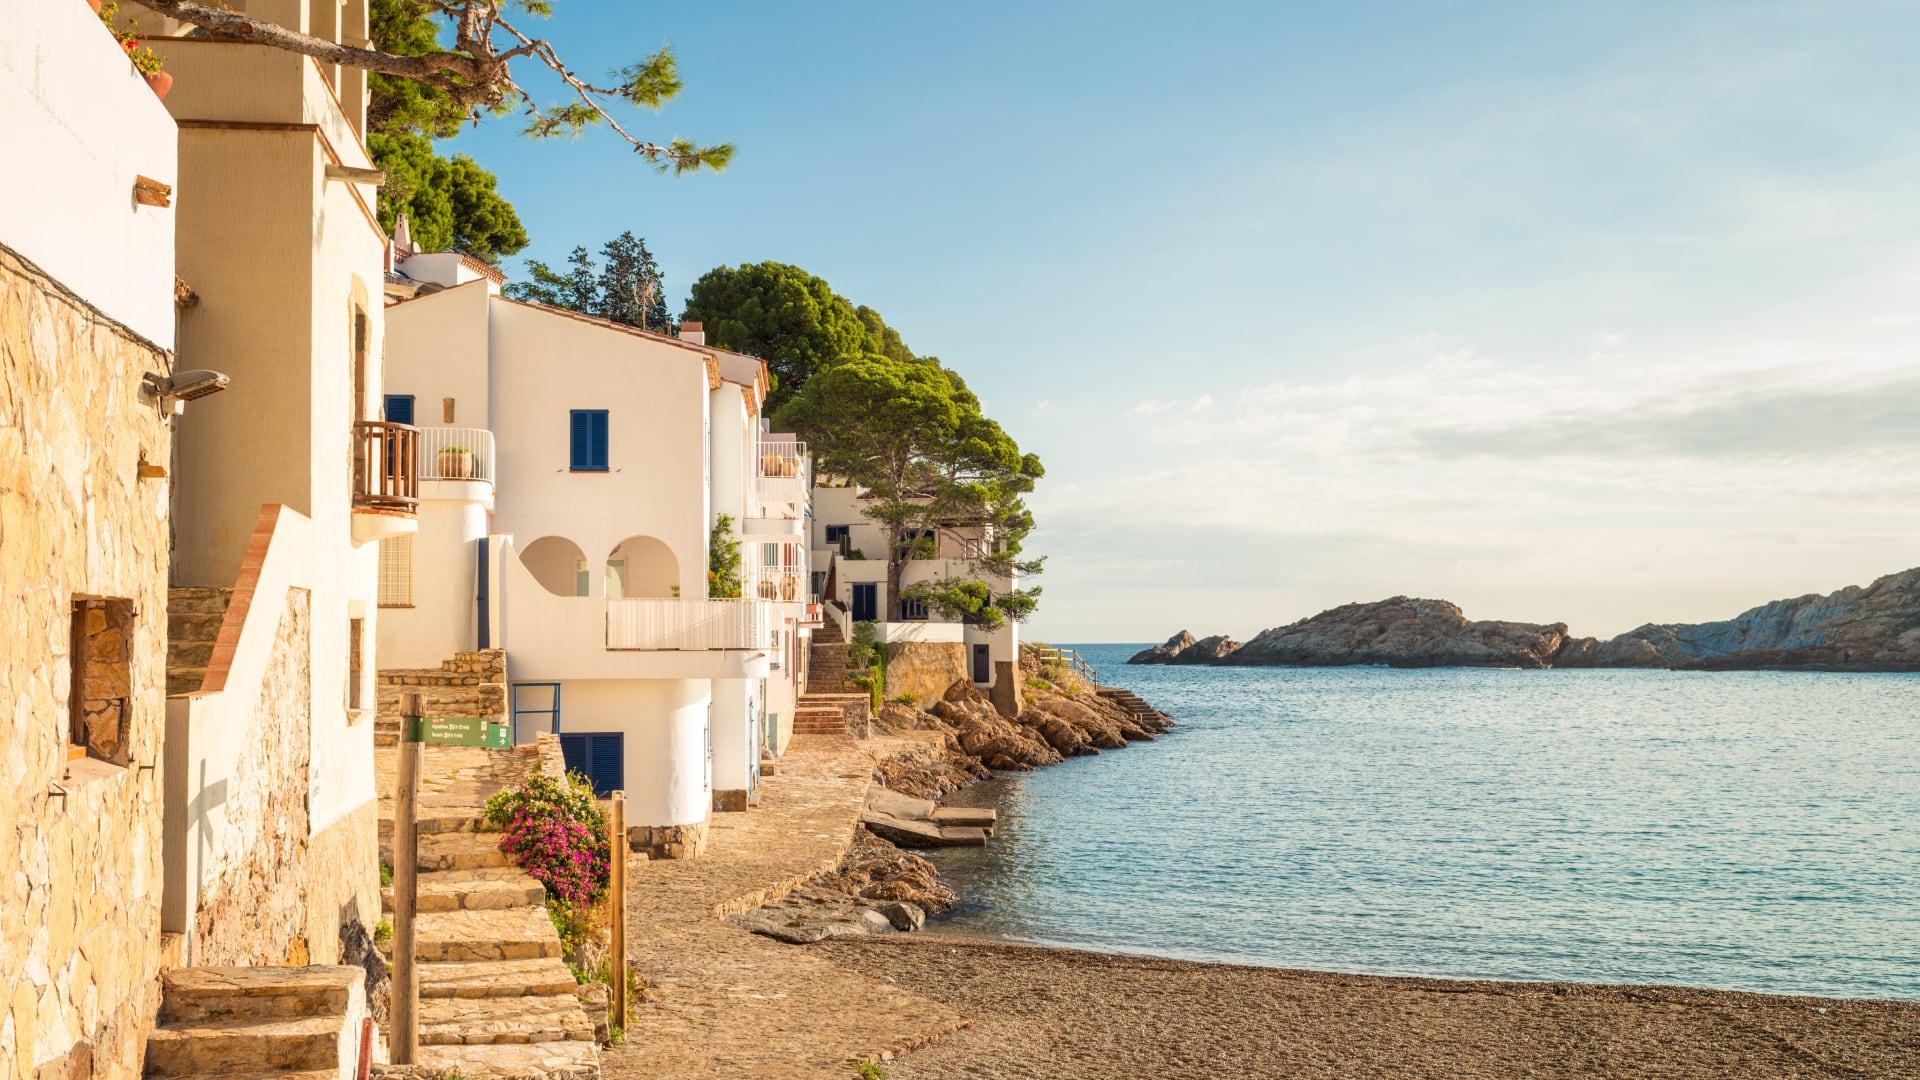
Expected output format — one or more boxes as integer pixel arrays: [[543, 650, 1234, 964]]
[[875, 901, 925, 932], [858, 907, 896, 934], [1128, 630, 1195, 664], [1153, 567, 1920, 671]]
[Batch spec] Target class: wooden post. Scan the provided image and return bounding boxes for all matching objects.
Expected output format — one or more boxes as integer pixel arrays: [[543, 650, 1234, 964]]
[[609, 789, 628, 1032], [391, 692, 423, 1064]]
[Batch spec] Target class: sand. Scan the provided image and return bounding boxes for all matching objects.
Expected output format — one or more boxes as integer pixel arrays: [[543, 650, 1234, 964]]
[[822, 934, 1920, 1079]]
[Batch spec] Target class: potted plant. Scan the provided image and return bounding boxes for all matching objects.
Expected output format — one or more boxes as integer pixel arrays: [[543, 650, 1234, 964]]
[[436, 445, 473, 479], [100, 5, 169, 99]]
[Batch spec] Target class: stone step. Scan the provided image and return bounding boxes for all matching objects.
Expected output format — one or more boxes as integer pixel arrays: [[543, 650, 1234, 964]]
[[414, 906, 564, 963], [384, 867, 546, 913], [167, 587, 235, 615], [382, 831, 510, 872], [419, 993, 595, 1045], [419, 958, 580, 1000], [414, 1038, 599, 1077], [379, 810, 497, 839], [158, 966, 357, 1025], [931, 806, 998, 827], [861, 810, 990, 848], [143, 1016, 346, 1076]]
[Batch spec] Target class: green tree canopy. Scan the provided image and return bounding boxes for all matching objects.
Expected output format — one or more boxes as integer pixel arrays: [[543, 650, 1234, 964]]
[[772, 353, 1044, 623], [367, 0, 528, 262], [682, 262, 879, 411], [503, 231, 671, 331]]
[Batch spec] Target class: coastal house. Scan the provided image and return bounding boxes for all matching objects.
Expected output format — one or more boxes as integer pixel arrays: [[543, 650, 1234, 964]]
[[4, 0, 390, 1073], [379, 263, 814, 857], [811, 483, 1021, 707]]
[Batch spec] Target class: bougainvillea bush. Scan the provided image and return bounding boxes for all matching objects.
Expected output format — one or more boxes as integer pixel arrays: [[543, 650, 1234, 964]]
[[484, 772, 612, 908]]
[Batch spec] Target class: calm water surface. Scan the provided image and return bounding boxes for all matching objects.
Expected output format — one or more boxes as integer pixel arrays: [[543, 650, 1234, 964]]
[[928, 645, 1920, 999]]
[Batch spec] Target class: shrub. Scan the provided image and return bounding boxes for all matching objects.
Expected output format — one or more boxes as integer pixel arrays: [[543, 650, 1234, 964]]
[[847, 620, 879, 670], [486, 772, 611, 908]]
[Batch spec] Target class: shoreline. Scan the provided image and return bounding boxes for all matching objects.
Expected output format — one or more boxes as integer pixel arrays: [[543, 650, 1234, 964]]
[[823, 933, 1920, 1078]]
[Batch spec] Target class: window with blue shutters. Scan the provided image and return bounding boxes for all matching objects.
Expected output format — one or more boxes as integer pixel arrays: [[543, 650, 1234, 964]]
[[384, 394, 415, 425], [569, 409, 609, 471], [558, 732, 623, 795]]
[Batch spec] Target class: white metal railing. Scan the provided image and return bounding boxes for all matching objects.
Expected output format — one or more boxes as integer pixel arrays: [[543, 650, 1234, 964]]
[[417, 426, 496, 485], [605, 598, 771, 651], [757, 437, 810, 505]]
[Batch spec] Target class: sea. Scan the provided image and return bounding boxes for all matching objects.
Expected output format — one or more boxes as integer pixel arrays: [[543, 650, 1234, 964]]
[[925, 644, 1920, 1000]]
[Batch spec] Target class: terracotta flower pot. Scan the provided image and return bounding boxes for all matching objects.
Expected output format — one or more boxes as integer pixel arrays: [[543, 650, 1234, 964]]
[[87, 0, 104, 12], [144, 70, 172, 101], [436, 449, 473, 479]]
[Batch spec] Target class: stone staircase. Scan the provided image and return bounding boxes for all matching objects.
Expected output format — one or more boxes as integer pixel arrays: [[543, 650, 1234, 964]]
[[166, 587, 234, 695], [794, 692, 870, 738], [379, 797, 601, 1076], [143, 965, 372, 1079], [806, 618, 858, 693], [1095, 686, 1171, 726]]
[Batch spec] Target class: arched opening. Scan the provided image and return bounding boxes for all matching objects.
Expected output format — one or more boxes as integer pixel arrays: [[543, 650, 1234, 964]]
[[607, 535, 679, 599], [520, 536, 589, 597]]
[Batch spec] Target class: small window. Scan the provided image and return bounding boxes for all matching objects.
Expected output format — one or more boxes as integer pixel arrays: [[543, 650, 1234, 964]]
[[574, 559, 590, 597], [70, 597, 136, 767], [348, 617, 364, 711], [384, 394, 415, 426], [569, 409, 609, 471], [901, 597, 929, 621], [378, 535, 413, 606], [824, 525, 848, 543]]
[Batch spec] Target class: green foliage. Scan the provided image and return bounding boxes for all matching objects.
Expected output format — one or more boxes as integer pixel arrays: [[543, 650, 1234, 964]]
[[901, 579, 1002, 631], [708, 514, 743, 598], [852, 1062, 887, 1080], [681, 263, 879, 411], [773, 352, 1045, 622], [887, 692, 917, 705], [99, 5, 163, 75], [548, 899, 600, 962], [505, 232, 671, 332], [367, 0, 528, 262], [379, 862, 393, 888], [373, 920, 393, 945], [847, 621, 880, 671]]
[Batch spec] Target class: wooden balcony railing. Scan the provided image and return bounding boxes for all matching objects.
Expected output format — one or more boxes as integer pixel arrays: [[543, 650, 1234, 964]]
[[354, 420, 419, 512]]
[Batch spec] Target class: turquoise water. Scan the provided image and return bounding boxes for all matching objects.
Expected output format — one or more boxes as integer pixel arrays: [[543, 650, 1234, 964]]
[[928, 645, 1920, 1000]]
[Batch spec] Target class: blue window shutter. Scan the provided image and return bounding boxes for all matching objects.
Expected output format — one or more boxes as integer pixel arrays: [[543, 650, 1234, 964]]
[[559, 733, 588, 778], [384, 395, 415, 425], [589, 734, 623, 795], [569, 410, 609, 470]]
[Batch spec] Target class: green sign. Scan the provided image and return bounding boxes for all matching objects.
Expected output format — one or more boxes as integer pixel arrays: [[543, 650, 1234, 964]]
[[405, 715, 511, 748]]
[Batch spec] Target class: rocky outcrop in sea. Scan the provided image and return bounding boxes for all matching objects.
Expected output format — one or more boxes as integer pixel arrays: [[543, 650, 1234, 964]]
[[1133, 567, 1920, 671]]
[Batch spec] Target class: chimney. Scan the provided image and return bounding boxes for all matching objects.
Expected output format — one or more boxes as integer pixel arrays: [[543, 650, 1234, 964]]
[[392, 213, 413, 256], [680, 321, 706, 346]]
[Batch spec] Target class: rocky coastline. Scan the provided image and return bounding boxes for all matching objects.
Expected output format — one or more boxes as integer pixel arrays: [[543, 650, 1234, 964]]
[[1133, 567, 1920, 671], [736, 644, 1173, 944]]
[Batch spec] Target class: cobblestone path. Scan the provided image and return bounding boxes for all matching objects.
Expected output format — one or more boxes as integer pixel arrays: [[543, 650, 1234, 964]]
[[600, 733, 967, 1080]]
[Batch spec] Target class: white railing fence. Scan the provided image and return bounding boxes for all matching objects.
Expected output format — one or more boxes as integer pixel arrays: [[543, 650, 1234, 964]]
[[606, 598, 771, 651], [757, 438, 810, 504], [417, 426, 496, 484], [749, 563, 805, 602]]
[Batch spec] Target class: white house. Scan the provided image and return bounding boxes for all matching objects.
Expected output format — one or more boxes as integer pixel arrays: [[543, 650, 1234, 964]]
[[379, 270, 814, 857], [811, 483, 1021, 700]]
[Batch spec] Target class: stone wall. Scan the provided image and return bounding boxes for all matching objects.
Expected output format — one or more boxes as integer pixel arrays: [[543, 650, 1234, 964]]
[[627, 820, 709, 861], [375, 649, 507, 746], [190, 592, 314, 966], [0, 246, 174, 1077], [883, 641, 970, 708]]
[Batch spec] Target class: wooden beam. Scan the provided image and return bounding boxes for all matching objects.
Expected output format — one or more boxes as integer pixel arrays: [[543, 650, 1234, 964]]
[[391, 692, 423, 1064], [325, 163, 386, 186], [133, 176, 172, 208]]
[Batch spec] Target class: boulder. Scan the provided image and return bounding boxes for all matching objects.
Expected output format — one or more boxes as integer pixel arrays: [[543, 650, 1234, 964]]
[[1128, 630, 1195, 664], [875, 901, 925, 932]]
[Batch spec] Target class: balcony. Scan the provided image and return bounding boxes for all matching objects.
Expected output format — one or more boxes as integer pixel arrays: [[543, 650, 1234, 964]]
[[352, 420, 419, 542], [417, 426, 496, 485], [757, 437, 810, 508], [607, 598, 771, 651], [749, 563, 806, 603]]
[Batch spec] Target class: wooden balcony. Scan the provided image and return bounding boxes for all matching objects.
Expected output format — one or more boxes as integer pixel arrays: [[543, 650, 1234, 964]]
[[354, 420, 419, 513]]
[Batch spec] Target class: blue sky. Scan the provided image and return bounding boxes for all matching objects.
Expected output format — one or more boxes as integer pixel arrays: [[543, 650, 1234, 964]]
[[450, 2, 1920, 642]]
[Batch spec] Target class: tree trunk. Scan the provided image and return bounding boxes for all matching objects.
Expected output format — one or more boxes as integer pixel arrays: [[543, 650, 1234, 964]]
[[883, 524, 905, 623]]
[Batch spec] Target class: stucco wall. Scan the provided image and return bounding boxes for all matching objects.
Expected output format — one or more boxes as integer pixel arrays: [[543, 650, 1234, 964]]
[[0, 1, 177, 346], [0, 248, 174, 1078], [550, 678, 712, 828]]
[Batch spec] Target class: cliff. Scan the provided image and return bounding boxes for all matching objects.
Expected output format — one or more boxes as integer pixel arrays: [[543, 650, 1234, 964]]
[[1131, 568, 1920, 671]]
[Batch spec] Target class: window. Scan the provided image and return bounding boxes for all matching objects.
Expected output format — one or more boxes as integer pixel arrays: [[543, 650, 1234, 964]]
[[605, 559, 627, 600], [353, 309, 369, 423], [574, 559, 590, 597], [901, 597, 929, 621], [378, 535, 413, 606], [824, 525, 849, 543], [560, 732, 623, 796], [69, 597, 136, 767], [384, 394, 415, 426], [569, 409, 609, 471], [348, 617, 364, 711]]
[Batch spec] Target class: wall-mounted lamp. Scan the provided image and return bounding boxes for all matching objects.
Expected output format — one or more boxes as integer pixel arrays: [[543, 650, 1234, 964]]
[[143, 370, 230, 415]]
